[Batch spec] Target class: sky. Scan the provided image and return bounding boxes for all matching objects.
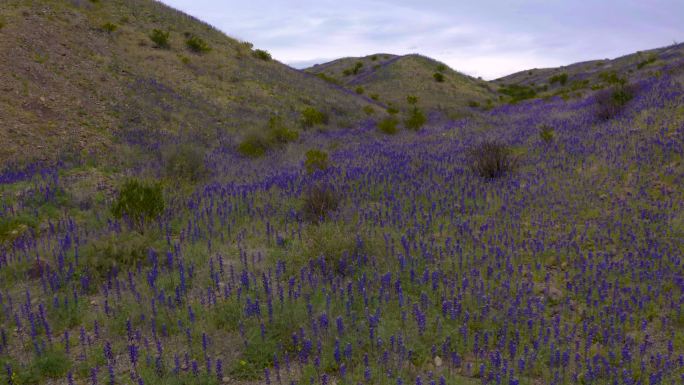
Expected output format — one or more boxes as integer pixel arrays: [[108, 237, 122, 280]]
[[160, 0, 684, 80]]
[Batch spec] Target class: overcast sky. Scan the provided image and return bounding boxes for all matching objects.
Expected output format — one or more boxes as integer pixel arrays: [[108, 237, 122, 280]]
[[160, 0, 683, 79]]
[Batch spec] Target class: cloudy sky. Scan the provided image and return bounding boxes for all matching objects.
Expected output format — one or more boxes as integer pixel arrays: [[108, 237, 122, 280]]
[[161, 0, 683, 79]]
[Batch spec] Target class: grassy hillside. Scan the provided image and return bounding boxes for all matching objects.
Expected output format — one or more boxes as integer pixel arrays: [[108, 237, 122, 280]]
[[493, 43, 684, 102], [0, 0, 381, 167], [306, 54, 496, 118]]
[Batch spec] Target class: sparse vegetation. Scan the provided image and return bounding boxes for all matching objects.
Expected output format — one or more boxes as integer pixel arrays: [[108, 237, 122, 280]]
[[149, 29, 170, 49], [467, 140, 518, 178], [595, 83, 637, 120], [163, 144, 207, 182]]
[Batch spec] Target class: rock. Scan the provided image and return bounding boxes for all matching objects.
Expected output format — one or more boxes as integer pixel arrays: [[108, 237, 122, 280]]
[[90, 300, 98, 306], [434, 355, 443, 367], [222, 376, 230, 383]]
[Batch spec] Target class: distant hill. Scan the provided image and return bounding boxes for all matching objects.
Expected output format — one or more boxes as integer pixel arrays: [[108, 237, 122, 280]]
[[0, 0, 381, 167], [306, 54, 496, 118], [492, 43, 684, 101]]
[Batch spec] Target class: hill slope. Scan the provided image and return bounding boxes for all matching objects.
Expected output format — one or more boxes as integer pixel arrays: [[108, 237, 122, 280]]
[[0, 0, 380, 166], [306, 54, 496, 117]]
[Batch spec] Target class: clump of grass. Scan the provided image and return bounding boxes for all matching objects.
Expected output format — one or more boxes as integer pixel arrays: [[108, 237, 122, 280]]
[[378, 117, 399, 134], [302, 183, 340, 223], [101, 22, 117, 33], [185, 34, 211, 53], [301, 107, 328, 129], [111, 179, 165, 233], [253, 49, 271, 61], [83, 231, 155, 276], [149, 29, 170, 49], [304, 149, 329, 174], [467, 140, 519, 179], [16, 348, 71, 383], [539, 125, 554, 143], [433, 72, 445, 82]]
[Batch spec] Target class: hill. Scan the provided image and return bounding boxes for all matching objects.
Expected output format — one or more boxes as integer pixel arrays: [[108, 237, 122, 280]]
[[0, 0, 381, 167], [492, 42, 684, 101], [306, 53, 496, 118]]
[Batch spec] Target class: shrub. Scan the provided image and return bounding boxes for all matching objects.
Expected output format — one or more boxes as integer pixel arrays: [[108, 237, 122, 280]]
[[467, 140, 518, 179], [237, 134, 269, 157], [185, 35, 211, 53], [363, 105, 375, 115], [149, 29, 170, 49], [101, 22, 117, 33], [301, 107, 328, 128], [20, 349, 70, 382], [637, 53, 657, 69], [370, 94, 380, 101], [267, 116, 299, 144], [316, 73, 340, 85], [499, 84, 537, 103], [433, 72, 445, 82], [253, 49, 271, 61], [549, 73, 568, 86], [404, 107, 426, 131], [164, 144, 207, 182], [344, 62, 363, 76], [406, 95, 418, 105], [468, 100, 480, 108], [378, 117, 399, 134], [595, 84, 636, 121], [111, 179, 164, 233], [539, 125, 554, 143], [302, 183, 340, 223], [355, 86, 364, 94], [304, 149, 329, 174], [436, 64, 448, 72]]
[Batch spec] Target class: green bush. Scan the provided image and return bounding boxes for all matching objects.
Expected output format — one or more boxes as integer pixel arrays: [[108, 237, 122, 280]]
[[83, 232, 154, 276], [164, 144, 207, 182], [595, 83, 636, 120], [363, 105, 375, 115], [111, 179, 164, 233], [301, 107, 328, 128], [185, 35, 211, 53], [378, 117, 398, 134], [355, 86, 365, 94], [436, 64, 448, 72], [406, 95, 418, 105], [149, 29, 170, 49], [302, 183, 340, 223], [549, 73, 568, 86], [404, 107, 426, 131], [316, 73, 340, 85], [637, 53, 657, 69], [498, 84, 537, 103], [433, 72, 445, 82], [304, 149, 329, 174], [539, 125, 554, 143], [253, 49, 271, 61], [237, 134, 269, 157], [267, 116, 299, 144], [21, 348, 71, 382], [467, 140, 519, 179], [101, 22, 117, 33], [370, 93, 380, 101], [468, 100, 480, 108]]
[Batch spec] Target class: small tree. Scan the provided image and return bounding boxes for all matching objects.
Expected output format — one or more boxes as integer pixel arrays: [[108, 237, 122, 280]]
[[467, 141, 518, 179], [304, 149, 329, 174], [111, 179, 164, 233], [404, 107, 426, 131], [253, 49, 272, 61], [149, 29, 170, 49]]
